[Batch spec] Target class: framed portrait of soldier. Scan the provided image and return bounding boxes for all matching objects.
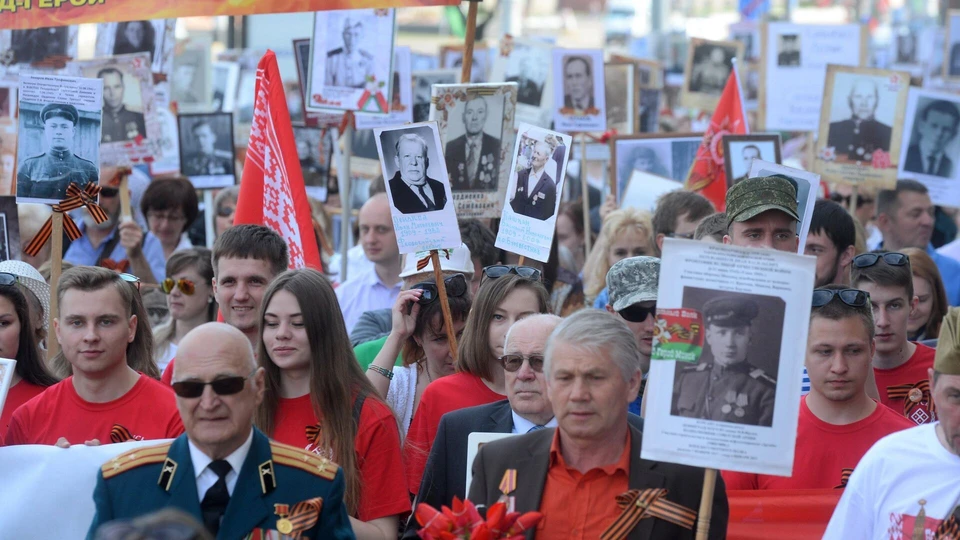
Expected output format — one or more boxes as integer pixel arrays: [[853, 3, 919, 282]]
[[898, 88, 960, 207], [412, 70, 461, 123], [95, 20, 175, 75], [490, 36, 553, 127], [211, 62, 240, 113], [292, 124, 334, 202], [441, 44, 492, 84], [604, 62, 636, 135], [292, 39, 344, 129], [306, 9, 396, 113], [429, 83, 518, 219], [373, 122, 461, 254], [814, 64, 910, 189], [495, 123, 573, 262], [16, 74, 103, 205], [944, 11, 960, 82], [610, 133, 702, 202], [0, 26, 79, 80], [722, 134, 782, 187], [553, 48, 607, 133], [355, 46, 413, 130], [0, 196, 19, 262], [69, 53, 160, 165], [171, 41, 212, 113], [177, 113, 236, 190], [682, 38, 743, 112]]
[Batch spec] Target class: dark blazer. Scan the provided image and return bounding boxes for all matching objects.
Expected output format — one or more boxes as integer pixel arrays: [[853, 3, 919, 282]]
[[389, 172, 447, 214], [510, 167, 556, 221], [444, 132, 501, 192], [826, 118, 892, 161], [87, 429, 354, 539], [904, 143, 953, 177], [563, 94, 595, 109], [468, 424, 727, 540]]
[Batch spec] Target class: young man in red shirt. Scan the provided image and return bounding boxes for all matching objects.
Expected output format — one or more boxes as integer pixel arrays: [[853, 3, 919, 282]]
[[723, 286, 914, 489], [852, 251, 937, 424], [4, 267, 183, 445], [161, 225, 289, 384]]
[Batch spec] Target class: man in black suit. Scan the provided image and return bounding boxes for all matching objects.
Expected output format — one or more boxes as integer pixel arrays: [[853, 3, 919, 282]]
[[904, 99, 959, 178], [468, 310, 727, 540], [826, 78, 893, 163], [445, 96, 501, 192], [562, 56, 594, 110], [388, 133, 447, 214], [510, 140, 557, 221]]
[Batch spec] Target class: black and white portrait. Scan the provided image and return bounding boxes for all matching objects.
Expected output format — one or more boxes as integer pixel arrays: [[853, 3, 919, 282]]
[[503, 43, 547, 107], [605, 63, 634, 134], [324, 14, 376, 89], [94, 65, 146, 144], [507, 132, 565, 221], [777, 34, 801, 67], [723, 135, 782, 186], [949, 13, 960, 78], [112, 21, 157, 60], [6, 27, 70, 65], [442, 93, 505, 192], [904, 97, 960, 178], [688, 41, 737, 95], [896, 32, 918, 64], [614, 135, 701, 198], [377, 125, 449, 214], [95, 20, 174, 75], [825, 74, 895, 164], [171, 45, 210, 109], [211, 62, 240, 113], [638, 88, 661, 133], [443, 47, 491, 84], [412, 70, 459, 123], [293, 125, 334, 200], [671, 288, 783, 428], [177, 113, 235, 189], [561, 54, 596, 110]]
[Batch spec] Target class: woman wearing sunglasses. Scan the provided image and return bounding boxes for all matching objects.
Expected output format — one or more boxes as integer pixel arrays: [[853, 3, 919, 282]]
[[404, 270, 549, 494], [0, 274, 58, 436], [365, 274, 471, 439], [153, 248, 217, 372], [254, 268, 408, 540]]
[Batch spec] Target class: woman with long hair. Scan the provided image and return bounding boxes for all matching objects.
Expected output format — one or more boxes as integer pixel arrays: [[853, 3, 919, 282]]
[[152, 248, 217, 371], [403, 269, 549, 494], [365, 274, 471, 438], [903, 247, 949, 342], [254, 268, 408, 540], [0, 274, 58, 434], [581, 207, 655, 308]]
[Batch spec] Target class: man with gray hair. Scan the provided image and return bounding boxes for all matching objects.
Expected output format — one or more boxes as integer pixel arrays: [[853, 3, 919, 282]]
[[444, 95, 501, 192], [827, 78, 892, 163], [388, 133, 447, 214], [509, 139, 556, 221], [468, 310, 727, 540]]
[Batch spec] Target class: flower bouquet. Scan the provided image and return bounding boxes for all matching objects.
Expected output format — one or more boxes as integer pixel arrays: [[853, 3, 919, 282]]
[[415, 497, 543, 540]]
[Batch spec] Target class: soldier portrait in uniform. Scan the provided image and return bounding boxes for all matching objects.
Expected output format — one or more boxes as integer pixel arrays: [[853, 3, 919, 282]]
[[722, 134, 783, 187], [825, 75, 894, 164], [501, 42, 548, 107], [97, 67, 146, 144], [671, 291, 782, 428], [17, 103, 100, 204], [895, 32, 917, 64], [170, 45, 211, 110], [177, 113, 235, 189], [293, 125, 333, 201], [688, 43, 735, 95], [442, 94, 504, 192], [777, 34, 801, 67], [324, 16, 375, 89], [5, 27, 70, 65], [412, 70, 459, 123], [903, 97, 960, 179]]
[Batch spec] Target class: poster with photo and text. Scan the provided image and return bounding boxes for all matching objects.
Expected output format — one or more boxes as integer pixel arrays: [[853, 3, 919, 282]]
[[552, 49, 606, 133], [355, 46, 413, 130], [897, 87, 960, 208]]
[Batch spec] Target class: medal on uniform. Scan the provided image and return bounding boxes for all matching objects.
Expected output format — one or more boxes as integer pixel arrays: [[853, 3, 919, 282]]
[[274, 504, 293, 534], [734, 393, 748, 418], [721, 390, 736, 414], [908, 388, 923, 403]]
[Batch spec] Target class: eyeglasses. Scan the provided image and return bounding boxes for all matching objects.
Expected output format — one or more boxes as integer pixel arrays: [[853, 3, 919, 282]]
[[118, 272, 141, 291], [499, 353, 544, 373], [147, 211, 187, 223], [411, 273, 468, 305], [171, 369, 257, 398], [0, 272, 19, 287], [216, 206, 235, 218], [482, 265, 542, 281], [812, 288, 870, 308], [853, 252, 909, 269], [618, 303, 657, 323], [100, 187, 119, 198], [161, 277, 196, 296]]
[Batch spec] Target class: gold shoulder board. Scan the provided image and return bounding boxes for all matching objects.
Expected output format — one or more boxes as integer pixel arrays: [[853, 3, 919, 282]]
[[269, 441, 340, 481], [101, 442, 173, 480]]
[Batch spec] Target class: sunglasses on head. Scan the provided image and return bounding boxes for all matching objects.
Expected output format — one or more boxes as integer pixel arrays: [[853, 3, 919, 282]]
[[853, 252, 909, 269], [812, 288, 870, 308], [0, 272, 19, 287], [119, 272, 141, 291], [171, 369, 257, 398], [499, 353, 544, 373], [619, 303, 657, 323], [482, 265, 542, 281], [412, 273, 468, 305], [161, 277, 196, 296]]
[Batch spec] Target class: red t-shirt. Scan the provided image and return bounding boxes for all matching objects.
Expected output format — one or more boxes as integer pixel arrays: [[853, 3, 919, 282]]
[[1, 380, 47, 435], [403, 372, 506, 494], [3, 374, 184, 446], [874, 342, 937, 425], [161, 359, 175, 386], [722, 395, 914, 490], [270, 393, 409, 522]]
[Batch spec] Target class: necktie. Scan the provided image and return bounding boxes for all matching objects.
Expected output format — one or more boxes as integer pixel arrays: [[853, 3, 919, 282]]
[[417, 184, 435, 211], [467, 141, 479, 180], [201, 460, 232, 535], [527, 425, 546, 433], [928, 155, 936, 175]]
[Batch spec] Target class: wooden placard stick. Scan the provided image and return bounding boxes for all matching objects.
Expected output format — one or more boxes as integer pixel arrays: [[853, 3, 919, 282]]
[[47, 212, 64, 359], [203, 190, 215, 248], [341, 118, 354, 282], [695, 468, 718, 540], [517, 256, 525, 266], [430, 249, 459, 360], [460, 0, 480, 83], [580, 133, 592, 256], [119, 173, 132, 220]]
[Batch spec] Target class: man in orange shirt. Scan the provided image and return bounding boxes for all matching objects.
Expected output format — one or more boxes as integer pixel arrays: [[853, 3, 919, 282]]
[[468, 309, 727, 539]]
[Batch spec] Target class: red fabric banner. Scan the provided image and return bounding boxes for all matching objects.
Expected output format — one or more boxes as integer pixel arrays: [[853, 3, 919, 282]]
[[727, 489, 842, 540]]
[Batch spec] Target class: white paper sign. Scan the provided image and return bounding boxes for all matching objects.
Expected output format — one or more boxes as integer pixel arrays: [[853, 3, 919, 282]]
[[620, 171, 682, 212], [355, 46, 414, 129], [0, 358, 14, 415], [465, 432, 515, 497], [748, 159, 821, 252], [641, 239, 815, 476], [552, 49, 606, 133], [897, 87, 960, 208]]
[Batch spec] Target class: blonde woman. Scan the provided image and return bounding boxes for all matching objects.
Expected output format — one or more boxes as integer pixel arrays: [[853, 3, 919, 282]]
[[582, 207, 656, 308]]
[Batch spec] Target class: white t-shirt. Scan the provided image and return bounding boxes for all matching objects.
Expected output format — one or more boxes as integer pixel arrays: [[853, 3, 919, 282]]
[[824, 423, 960, 539]]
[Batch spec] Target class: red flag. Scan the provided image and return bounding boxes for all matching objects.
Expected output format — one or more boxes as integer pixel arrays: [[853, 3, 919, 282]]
[[236, 50, 322, 270], [684, 63, 750, 212]]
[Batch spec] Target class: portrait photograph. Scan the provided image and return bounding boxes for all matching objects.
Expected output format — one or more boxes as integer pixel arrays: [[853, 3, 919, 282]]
[[293, 125, 334, 201], [211, 62, 240, 113], [945, 11, 960, 80], [95, 20, 175, 75], [553, 48, 607, 133], [682, 38, 743, 111], [611, 133, 702, 201], [0, 83, 14, 118], [16, 74, 102, 205], [777, 33, 802, 67], [177, 112, 236, 190], [670, 287, 785, 428], [356, 46, 414, 130], [604, 62, 636, 135], [412, 69, 460, 123], [0, 26, 77, 69], [171, 42, 211, 112], [894, 30, 919, 65], [730, 21, 760, 62], [441, 44, 492, 84], [723, 134, 782, 187], [638, 88, 662, 133], [493, 38, 550, 107], [307, 9, 396, 113], [898, 88, 960, 207]]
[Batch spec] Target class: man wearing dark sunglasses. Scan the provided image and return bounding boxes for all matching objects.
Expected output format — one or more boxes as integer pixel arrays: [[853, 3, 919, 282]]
[[89, 323, 354, 539]]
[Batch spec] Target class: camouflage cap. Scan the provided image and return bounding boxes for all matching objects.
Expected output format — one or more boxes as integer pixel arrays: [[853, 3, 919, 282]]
[[725, 175, 800, 228], [702, 296, 759, 327], [935, 308, 960, 376], [40, 103, 79, 125], [606, 256, 660, 312]]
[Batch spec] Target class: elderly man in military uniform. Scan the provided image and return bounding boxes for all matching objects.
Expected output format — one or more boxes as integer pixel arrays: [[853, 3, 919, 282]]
[[183, 121, 232, 177], [672, 296, 777, 427], [17, 103, 98, 201], [99, 67, 146, 143], [324, 18, 374, 89], [826, 78, 892, 163]]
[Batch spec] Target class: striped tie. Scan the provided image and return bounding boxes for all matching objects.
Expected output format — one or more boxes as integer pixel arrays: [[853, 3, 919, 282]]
[[527, 425, 546, 433]]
